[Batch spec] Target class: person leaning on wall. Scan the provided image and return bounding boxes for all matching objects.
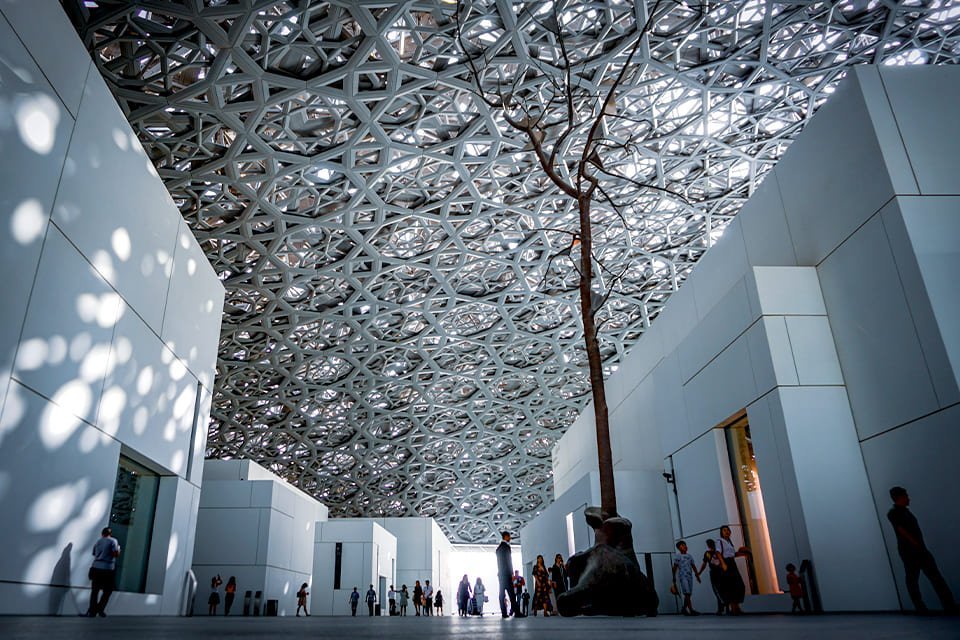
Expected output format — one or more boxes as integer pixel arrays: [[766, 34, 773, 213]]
[[887, 486, 957, 614]]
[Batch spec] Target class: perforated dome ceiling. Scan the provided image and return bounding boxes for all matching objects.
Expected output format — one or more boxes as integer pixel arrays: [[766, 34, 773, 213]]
[[65, 0, 960, 543]]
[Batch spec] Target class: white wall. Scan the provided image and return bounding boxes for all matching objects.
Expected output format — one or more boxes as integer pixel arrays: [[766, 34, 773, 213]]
[[542, 65, 960, 613], [314, 518, 456, 615], [521, 473, 595, 567], [348, 517, 454, 600], [192, 460, 328, 616], [808, 67, 960, 611], [0, 0, 223, 616], [312, 520, 397, 616]]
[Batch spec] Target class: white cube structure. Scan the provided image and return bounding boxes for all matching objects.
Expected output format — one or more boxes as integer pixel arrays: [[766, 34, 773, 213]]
[[313, 520, 397, 616], [0, 1, 223, 616], [192, 460, 328, 616], [350, 517, 455, 600]]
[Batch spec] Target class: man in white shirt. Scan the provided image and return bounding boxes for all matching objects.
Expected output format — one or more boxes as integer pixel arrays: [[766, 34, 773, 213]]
[[388, 585, 397, 615], [88, 527, 121, 617], [423, 580, 434, 616]]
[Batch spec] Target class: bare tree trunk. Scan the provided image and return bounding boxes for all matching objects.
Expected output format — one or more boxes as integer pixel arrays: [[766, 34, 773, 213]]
[[454, 0, 671, 523], [578, 195, 616, 518], [454, 2, 670, 614]]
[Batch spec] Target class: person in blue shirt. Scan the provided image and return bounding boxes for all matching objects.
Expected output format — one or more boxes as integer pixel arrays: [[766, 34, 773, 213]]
[[349, 587, 360, 616], [672, 540, 701, 616], [87, 527, 120, 617]]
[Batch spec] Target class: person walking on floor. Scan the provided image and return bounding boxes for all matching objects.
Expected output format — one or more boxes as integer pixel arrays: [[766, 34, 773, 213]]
[[785, 564, 805, 614], [413, 580, 423, 616], [532, 555, 551, 616], [717, 526, 749, 615], [388, 585, 396, 616], [887, 486, 956, 614], [435, 590, 444, 616], [366, 584, 377, 616], [698, 539, 726, 614], [672, 540, 701, 615], [223, 576, 237, 616], [296, 582, 310, 616], [87, 527, 120, 618], [473, 576, 486, 615], [521, 588, 530, 616], [496, 531, 518, 617], [457, 574, 472, 616], [399, 584, 409, 616], [349, 587, 360, 616]]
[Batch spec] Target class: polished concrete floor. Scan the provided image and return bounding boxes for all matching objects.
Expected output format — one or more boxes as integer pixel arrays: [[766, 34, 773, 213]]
[[0, 613, 957, 639]]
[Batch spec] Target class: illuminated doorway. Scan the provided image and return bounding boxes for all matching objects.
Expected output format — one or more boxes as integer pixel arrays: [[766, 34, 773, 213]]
[[723, 412, 779, 594]]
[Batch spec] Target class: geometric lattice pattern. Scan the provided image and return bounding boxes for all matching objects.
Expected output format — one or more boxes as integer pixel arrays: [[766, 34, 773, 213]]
[[64, 1, 960, 543]]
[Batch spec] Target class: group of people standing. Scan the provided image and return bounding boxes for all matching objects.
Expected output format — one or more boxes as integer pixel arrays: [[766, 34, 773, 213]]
[[493, 531, 570, 618], [372, 581, 445, 616], [669, 487, 956, 617], [528, 553, 568, 616], [85, 486, 953, 619]]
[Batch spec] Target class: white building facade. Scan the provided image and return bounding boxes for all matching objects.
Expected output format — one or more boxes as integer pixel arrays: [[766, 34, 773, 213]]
[[0, 1, 224, 615], [312, 520, 397, 616], [536, 65, 960, 614], [192, 460, 328, 616], [350, 517, 455, 604]]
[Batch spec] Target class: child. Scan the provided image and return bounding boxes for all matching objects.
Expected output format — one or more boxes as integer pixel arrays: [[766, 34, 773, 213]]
[[672, 540, 701, 615], [208, 574, 223, 615], [434, 590, 444, 616], [297, 582, 310, 616], [521, 588, 530, 616], [785, 564, 805, 614]]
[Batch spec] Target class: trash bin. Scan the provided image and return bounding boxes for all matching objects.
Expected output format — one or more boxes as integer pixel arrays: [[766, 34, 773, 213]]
[[266, 599, 278, 616]]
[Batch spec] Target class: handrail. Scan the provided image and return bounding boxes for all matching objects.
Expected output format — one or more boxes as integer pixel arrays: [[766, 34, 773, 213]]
[[181, 569, 198, 617]]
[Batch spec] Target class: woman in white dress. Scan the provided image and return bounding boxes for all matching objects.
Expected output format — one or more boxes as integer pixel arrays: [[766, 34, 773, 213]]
[[473, 577, 486, 615]]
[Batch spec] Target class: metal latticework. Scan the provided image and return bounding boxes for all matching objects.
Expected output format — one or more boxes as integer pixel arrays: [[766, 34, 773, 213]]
[[65, 1, 960, 543]]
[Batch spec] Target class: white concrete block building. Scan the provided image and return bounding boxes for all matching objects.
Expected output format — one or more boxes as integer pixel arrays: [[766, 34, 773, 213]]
[[0, 0, 223, 615], [191, 460, 328, 616], [312, 520, 397, 616], [531, 65, 960, 615]]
